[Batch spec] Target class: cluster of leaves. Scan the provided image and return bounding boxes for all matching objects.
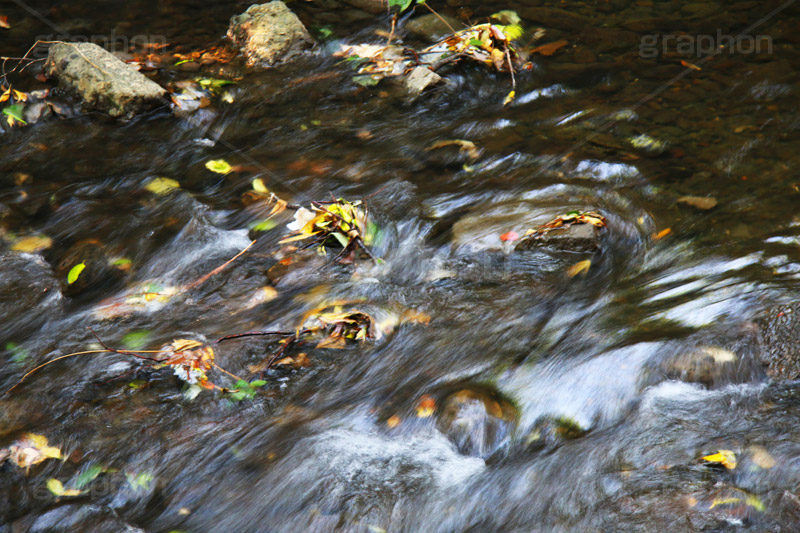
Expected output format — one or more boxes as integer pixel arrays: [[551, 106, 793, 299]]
[[170, 77, 237, 110], [154, 339, 221, 390], [0, 433, 62, 472], [1, 84, 28, 127], [280, 198, 377, 264], [520, 210, 607, 241], [421, 22, 524, 72]]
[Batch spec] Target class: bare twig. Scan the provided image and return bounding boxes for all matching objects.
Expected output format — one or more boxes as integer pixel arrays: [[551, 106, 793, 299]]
[[185, 239, 256, 291]]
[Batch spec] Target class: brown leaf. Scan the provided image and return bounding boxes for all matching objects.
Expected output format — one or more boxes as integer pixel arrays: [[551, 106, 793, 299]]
[[677, 196, 718, 210], [531, 40, 569, 56]]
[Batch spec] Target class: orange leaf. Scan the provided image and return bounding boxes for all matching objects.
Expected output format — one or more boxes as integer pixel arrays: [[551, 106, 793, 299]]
[[386, 415, 402, 428], [416, 395, 436, 418], [652, 228, 672, 240], [531, 40, 569, 56], [0, 16, 10, 29], [500, 231, 519, 242], [680, 60, 702, 71]]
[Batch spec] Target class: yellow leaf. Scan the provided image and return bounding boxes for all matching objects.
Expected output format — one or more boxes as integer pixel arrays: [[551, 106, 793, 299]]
[[678, 196, 717, 210], [145, 177, 180, 195], [386, 415, 401, 428], [252, 178, 268, 193], [701, 449, 737, 469], [205, 159, 233, 174], [47, 478, 65, 496], [11, 234, 52, 253], [567, 259, 592, 278], [709, 497, 741, 509], [67, 262, 86, 285], [503, 90, 516, 107]]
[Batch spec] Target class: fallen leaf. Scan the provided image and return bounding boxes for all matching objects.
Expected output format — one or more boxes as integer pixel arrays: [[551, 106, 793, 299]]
[[145, 177, 180, 195], [701, 449, 737, 469], [677, 196, 717, 210], [3, 103, 26, 126], [531, 40, 569, 56], [500, 231, 519, 242], [47, 478, 82, 497], [503, 89, 516, 107], [652, 228, 671, 240], [680, 59, 702, 71], [749, 445, 776, 469], [67, 262, 86, 285], [242, 286, 278, 310], [11, 234, 53, 253], [426, 139, 481, 161], [2, 433, 62, 471], [702, 346, 736, 363], [205, 159, 233, 175], [416, 395, 436, 418], [252, 178, 268, 193], [567, 259, 592, 278], [0, 16, 10, 29], [386, 414, 402, 428]]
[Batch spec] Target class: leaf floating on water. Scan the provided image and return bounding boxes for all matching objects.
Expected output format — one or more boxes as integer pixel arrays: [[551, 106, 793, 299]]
[[47, 478, 82, 497], [11, 234, 52, 253], [67, 262, 86, 285], [531, 40, 569, 56], [677, 196, 718, 210], [749, 445, 776, 470], [3, 103, 27, 126], [252, 178, 268, 193], [125, 471, 155, 492], [652, 227, 672, 240], [0, 15, 10, 29], [122, 330, 152, 350], [500, 231, 519, 242], [701, 449, 737, 469], [242, 286, 279, 310], [503, 90, 516, 107], [205, 159, 233, 175], [416, 395, 436, 418], [145, 177, 181, 195], [386, 415, 402, 428], [426, 139, 481, 161], [567, 259, 591, 278], [1, 433, 62, 471], [702, 346, 736, 364]]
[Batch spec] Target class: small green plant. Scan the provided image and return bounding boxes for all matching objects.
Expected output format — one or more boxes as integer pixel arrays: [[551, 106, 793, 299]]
[[227, 379, 267, 401]]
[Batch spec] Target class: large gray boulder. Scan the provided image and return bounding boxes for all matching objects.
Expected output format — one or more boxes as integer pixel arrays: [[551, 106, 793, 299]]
[[227, 2, 315, 67], [44, 42, 167, 118]]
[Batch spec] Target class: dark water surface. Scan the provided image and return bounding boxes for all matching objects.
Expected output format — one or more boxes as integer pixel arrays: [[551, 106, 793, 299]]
[[2, 0, 800, 531]]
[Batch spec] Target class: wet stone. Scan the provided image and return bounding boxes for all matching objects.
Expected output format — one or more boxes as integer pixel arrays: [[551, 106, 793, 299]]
[[26, 504, 143, 533], [436, 388, 516, 459], [525, 415, 586, 453], [44, 42, 167, 118], [0, 252, 61, 343], [227, 1, 315, 67], [404, 66, 443, 96]]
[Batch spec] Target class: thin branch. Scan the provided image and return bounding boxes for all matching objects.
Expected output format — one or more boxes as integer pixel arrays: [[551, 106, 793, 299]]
[[185, 239, 256, 291]]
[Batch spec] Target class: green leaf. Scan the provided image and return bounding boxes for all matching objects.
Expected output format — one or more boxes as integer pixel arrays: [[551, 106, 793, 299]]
[[122, 330, 151, 350], [67, 262, 86, 285], [196, 77, 234, 90], [3, 104, 27, 126], [249, 380, 267, 387], [388, 0, 413, 11], [248, 219, 278, 232], [352, 75, 381, 87], [315, 26, 333, 39], [468, 39, 485, 47], [47, 478, 65, 496], [6, 342, 29, 363], [174, 59, 193, 66], [125, 471, 155, 492], [330, 232, 349, 248], [74, 464, 104, 489]]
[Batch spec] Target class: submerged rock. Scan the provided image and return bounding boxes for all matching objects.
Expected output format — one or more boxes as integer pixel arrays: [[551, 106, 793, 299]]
[[44, 42, 167, 118], [403, 66, 443, 96], [436, 388, 516, 459], [406, 13, 464, 42], [227, 1, 315, 67]]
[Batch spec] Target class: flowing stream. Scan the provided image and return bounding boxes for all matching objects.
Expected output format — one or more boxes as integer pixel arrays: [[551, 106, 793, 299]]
[[2, 0, 800, 531]]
